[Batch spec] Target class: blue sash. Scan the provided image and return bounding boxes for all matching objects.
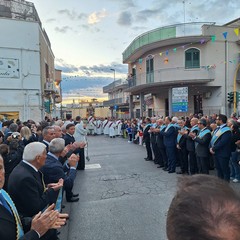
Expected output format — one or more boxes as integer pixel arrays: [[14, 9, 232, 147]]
[[198, 128, 211, 139], [210, 126, 231, 147], [177, 126, 188, 143], [165, 123, 174, 132], [190, 125, 199, 133], [1, 190, 24, 240], [55, 187, 63, 212], [160, 125, 166, 131]]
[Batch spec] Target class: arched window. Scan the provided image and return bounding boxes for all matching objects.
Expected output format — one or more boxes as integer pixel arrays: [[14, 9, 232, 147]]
[[185, 48, 200, 69]]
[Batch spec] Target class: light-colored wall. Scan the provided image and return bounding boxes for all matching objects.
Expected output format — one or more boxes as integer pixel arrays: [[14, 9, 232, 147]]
[[0, 18, 42, 120], [129, 23, 240, 116], [0, 18, 55, 121]]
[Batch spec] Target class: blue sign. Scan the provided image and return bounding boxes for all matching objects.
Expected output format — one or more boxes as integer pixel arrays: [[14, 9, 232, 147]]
[[114, 105, 118, 110], [172, 87, 188, 112]]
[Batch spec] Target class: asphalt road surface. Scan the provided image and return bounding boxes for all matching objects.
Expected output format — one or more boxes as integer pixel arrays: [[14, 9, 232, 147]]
[[59, 135, 178, 240]]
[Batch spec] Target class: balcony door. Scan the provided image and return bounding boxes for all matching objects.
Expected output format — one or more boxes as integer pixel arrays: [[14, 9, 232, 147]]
[[146, 56, 154, 84]]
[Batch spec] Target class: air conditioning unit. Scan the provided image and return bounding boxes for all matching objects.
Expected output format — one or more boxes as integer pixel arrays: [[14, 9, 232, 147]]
[[203, 92, 212, 99], [44, 82, 54, 92]]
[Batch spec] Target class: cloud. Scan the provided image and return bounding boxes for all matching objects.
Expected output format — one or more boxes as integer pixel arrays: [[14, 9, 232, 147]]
[[55, 26, 72, 33], [56, 59, 128, 76], [79, 24, 100, 33], [46, 18, 56, 23], [88, 9, 107, 25], [55, 59, 78, 73], [117, 11, 132, 26], [135, 8, 161, 22], [61, 76, 112, 99], [57, 9, 88, 22]]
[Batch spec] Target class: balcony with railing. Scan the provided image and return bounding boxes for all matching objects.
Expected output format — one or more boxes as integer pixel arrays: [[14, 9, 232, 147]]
[[122, 22, 215, 63], [127, 66, 215, 90], [103, 79, 128, 93], [103, 97, 129, 107]]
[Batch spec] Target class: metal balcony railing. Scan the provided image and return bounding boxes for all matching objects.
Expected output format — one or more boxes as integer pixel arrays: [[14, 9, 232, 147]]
[[103, 79, 128, 93], [103, 97, 129, 107], [127, 66, 216, 88], [122, 22, 215, 62]]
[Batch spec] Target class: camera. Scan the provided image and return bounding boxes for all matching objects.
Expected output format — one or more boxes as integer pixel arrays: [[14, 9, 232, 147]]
[[11, 132, 20, 140]]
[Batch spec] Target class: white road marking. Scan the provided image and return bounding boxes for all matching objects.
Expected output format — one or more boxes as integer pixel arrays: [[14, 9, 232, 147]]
[[85, 164, 101, 169]]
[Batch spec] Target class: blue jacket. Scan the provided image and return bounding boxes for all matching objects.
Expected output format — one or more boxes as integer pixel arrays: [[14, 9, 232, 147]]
[[40, 153, 77, 191], [212, 130, 232, 158], [162, 125, 177, 147]]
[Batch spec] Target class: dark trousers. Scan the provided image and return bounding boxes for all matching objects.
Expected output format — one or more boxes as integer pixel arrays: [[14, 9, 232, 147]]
[[77, 148, 85, 170], [152, 142, 160, 163], [215, 156, 230, 181], [196, 156, 209, 174], [188, 151, 198, 174], [159, 147, 167, 168], [178, 148, 188, 173], [145, 141, 153, 160], [165, 146, 176, 172]]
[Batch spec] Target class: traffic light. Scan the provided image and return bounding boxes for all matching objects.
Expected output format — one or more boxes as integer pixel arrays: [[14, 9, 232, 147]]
[[227, 92, 234, 103], [236, 92, 240, 103]]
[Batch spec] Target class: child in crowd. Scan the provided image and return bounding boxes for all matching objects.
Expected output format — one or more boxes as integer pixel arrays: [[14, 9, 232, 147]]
[[126, 123, 132, 143]]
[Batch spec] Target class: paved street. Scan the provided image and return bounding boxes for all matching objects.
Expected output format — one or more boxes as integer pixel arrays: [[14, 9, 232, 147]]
[[60, 135, 178, 240]]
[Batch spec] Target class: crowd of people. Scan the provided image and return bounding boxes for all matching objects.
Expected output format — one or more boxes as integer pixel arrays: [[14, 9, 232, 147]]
[[0, 114, 88, 240], [88, 113, 240, 182], [1, 112, 240, 239]]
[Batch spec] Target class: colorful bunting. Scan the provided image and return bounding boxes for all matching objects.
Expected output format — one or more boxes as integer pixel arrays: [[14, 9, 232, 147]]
[[159, 52, 162, 56], [173, 48, 177, 52], [234, 28, 239, 36], [222, 32, 228, 39], [211, 35, 216, 42], [166, 50, 169, 56]]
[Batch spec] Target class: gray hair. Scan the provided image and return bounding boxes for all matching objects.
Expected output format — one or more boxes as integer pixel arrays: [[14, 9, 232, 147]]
[[49, 138, 65, 154], [42, 126, 54, 136], [23, 142, 46, 162], [172, 117, 178, 123], [9, 123, 18, 132]]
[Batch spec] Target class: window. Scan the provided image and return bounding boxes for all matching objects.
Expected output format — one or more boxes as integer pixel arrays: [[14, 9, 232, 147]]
[[146, 56, 154, 83], [185, 48, 200, 69]]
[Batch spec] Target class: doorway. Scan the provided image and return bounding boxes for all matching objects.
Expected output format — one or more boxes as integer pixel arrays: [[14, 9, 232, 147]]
[[194, 95, 203, 114]]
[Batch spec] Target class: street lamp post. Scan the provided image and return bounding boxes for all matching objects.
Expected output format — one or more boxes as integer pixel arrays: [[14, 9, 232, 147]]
[[110, 68, 116, 117]]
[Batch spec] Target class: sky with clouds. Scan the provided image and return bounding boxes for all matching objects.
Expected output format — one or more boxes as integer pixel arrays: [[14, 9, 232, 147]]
[[31, 0, 239, 104]]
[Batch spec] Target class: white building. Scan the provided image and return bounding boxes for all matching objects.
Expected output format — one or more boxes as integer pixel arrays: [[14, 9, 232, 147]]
[[0, 0, 60, 121], [123, 20, 240, 118], [103, 79, 129, 118]]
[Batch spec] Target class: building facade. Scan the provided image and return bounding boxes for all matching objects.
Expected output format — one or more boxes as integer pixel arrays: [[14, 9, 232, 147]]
[[123, 20, 240, 118], [103, 79, 129, 118], [0, 0, 60, 121]]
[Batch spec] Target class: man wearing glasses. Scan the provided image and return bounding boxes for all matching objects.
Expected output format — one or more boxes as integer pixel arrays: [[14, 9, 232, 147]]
[[209, 114, 232, 181], [189, 118, 211, 174]]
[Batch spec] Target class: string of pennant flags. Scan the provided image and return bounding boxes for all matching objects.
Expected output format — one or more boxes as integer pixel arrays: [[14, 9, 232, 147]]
[[138, 27, 240, 68], [61, 28, 240, 82]]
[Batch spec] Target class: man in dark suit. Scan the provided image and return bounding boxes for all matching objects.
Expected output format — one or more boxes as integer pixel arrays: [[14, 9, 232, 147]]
[[40, 138, 79, 203], [186, 117, 199, 175], [155, 118, 167, 168], [8, 142, 64, 240], [189, 118, 211, 174], [143, 117, 153, 161], [210, 114, 232, 181], [0, 154, 67, 240], [161, 116, 178, 173], [176, 119, 188, 174], [64, 123, 86, 170], [41, 126, 55, 152]]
